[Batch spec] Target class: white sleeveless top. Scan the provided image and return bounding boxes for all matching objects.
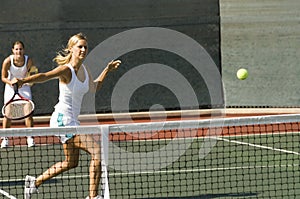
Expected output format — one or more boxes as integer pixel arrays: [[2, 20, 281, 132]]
[[53, 64, 89, 124], [4, 55, 32, 103]]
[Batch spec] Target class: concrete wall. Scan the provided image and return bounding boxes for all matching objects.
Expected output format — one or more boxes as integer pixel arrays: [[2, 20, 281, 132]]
[[221, 0, 300, 107], [3, 0, 297, 115], [0, 0, 221, 115]]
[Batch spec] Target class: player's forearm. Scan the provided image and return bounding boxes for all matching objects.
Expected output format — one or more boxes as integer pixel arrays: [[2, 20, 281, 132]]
[[91, 60, 121, 92], [93, 67, 109, 91], [1, 77, 12, 85], [22, 73, 50, 84]]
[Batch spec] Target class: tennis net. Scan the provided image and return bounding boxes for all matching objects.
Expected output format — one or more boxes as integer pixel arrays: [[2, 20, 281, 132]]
[[1, 113, 300, 198]]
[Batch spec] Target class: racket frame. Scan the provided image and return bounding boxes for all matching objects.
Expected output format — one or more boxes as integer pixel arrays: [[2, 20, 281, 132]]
[[1, 84, 35, 120]]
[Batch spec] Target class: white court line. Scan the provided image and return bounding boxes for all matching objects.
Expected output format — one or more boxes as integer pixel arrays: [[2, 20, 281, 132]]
[[108, 163, 300, 176], [1, 132, 299, 198], [0, 189, 17, 199], [216, 136, 300, 155], [1, 162, 300, 186], [2, 163, 300, 181]]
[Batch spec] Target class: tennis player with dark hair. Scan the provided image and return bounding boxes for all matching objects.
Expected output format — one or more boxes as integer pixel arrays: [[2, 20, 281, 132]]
[[15, 33, 121, 199], [1, 40, 35, 148]]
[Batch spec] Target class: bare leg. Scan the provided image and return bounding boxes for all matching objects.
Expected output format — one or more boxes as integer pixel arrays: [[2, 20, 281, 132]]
[[77, 134, 101, 198], [34, 134, 101, 198], [25, 116, 34, 127], [3, 117, 11, 128], [25, 116, 35, 146], [1, 117, 10, 146], [35, 139, 80, 187], [90, 159, 101, 197]]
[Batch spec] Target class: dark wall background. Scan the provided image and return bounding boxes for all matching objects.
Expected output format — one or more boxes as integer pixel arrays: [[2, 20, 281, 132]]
[[0, 0, 221, 115], [221, 0, 300, 108]]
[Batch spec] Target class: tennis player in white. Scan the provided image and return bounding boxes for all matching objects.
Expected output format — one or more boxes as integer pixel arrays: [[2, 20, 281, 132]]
[[1, 41, 35, 148], [15, 33, 121, 199]]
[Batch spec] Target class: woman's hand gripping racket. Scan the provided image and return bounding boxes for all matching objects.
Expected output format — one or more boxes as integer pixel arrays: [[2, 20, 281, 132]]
[[2, 84, 35, 120]]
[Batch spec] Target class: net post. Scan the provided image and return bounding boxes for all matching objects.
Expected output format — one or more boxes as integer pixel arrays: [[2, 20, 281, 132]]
[[100, 125, 110, 199]]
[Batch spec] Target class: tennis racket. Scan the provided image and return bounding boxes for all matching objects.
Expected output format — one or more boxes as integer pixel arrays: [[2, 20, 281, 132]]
[[26, 66, 38, 86], [2, 84, 35, 120]]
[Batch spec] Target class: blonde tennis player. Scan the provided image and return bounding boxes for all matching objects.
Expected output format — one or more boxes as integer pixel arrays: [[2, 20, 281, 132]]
[[15, 33, 121, 199]]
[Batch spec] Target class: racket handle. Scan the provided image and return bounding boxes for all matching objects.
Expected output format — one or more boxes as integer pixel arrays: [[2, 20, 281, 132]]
[[13, 83, 18, 92]]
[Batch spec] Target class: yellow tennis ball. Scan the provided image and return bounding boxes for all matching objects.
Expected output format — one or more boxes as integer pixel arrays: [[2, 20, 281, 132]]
[[236, 68, 248, 80]]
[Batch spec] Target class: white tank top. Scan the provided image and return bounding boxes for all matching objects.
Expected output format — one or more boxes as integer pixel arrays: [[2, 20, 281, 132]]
[[8, 55, 28, 79], [4, 55, 31, 103], [54, 64, 89, 121]]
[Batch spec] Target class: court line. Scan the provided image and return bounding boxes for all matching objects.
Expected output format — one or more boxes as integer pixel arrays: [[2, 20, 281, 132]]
[[0, 189, 17, 199], [1, 162, 300, 181], [107, 164, 300, 176], [1, 131, 298, 195], [216, 136, 300, 155]]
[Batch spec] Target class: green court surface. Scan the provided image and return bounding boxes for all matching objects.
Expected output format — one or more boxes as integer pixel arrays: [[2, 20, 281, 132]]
[[1, 131, 300, 199]]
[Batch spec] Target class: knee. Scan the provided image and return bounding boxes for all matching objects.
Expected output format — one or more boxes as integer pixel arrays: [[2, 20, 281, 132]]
[[91, 148, 101, 161], [91, 159, 101, 171], [93, 158, 101, 166], [63, 160, 79, 169]]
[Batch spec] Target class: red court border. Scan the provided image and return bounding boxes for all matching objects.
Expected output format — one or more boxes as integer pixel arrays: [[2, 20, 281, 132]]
[[1, 108, 300, 146]]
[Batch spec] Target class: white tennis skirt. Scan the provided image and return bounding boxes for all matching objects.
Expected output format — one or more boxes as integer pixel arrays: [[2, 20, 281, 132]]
[[50, 111, 80, 144]]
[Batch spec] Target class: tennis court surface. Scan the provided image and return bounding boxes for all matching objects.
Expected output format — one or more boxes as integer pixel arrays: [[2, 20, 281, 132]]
[[1, 112, 300, 198]]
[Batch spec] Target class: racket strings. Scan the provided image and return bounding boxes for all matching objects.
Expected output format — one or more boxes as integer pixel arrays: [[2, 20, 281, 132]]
[[4, 100, 34, 119]]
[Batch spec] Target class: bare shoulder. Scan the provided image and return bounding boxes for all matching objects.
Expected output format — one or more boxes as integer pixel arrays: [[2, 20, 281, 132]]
[[2, 56, 11, 68], [57, 64, 70, 70], [27, 57, 34, 67], [27, 56, 33, 62], [50, 65, 70, 76], [55, 65, 72, 83]]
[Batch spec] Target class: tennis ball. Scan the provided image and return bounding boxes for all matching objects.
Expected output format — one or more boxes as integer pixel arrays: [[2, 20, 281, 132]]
[[236, 68, 248, 80]]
